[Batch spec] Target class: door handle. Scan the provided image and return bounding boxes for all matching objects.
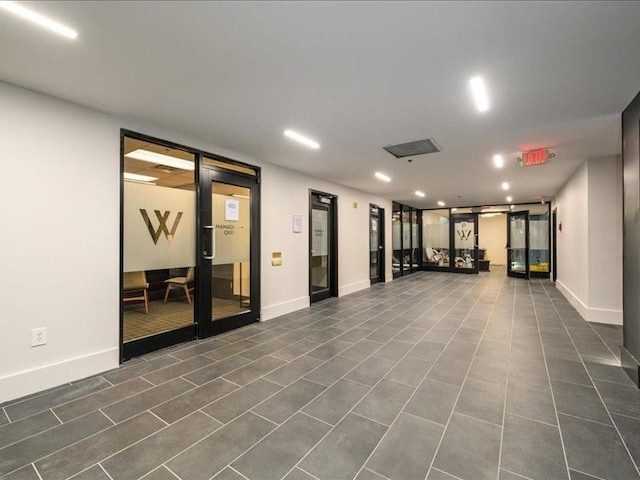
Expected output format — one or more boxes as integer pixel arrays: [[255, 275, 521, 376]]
[[203, 225, 215, 260]]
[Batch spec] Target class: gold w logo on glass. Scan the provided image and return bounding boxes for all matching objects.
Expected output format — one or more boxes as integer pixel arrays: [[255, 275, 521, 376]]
[[456, 229, 472, 241], [139, 209, 183, 244]]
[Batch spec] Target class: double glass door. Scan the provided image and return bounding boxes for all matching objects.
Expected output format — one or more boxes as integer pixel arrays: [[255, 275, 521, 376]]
[[507, 211, 529, 279], [452, 213, 479, 274]]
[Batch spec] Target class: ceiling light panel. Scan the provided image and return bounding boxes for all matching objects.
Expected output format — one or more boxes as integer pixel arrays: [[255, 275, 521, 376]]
[[375, 172, 391, 182], [469, 76, 490, 112], [0, 1, 78, 39], [493, 154, 504, 168], [125, 149, 195, 171], [437, 200, 445, 207], [415, 191, 426, 197], [506, 196, 513, 202], [501, 182, 510, 190], [124, 172, 158, 182], [284, 129, 320, 149]]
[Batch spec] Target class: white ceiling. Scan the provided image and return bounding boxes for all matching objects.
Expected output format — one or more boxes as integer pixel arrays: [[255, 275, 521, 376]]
[[1, 1, 639, 208]]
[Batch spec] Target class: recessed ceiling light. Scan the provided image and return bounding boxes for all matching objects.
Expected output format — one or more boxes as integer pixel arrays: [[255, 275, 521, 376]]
[[510, 205, 515, 210], [437, 200, 445, 207], [125, 149, 195, 171], [469, 76, 490, 113], [284, 129, 320, 149], [415, 190, 426, 197], [124, 172, 158, 183], [501, 182, 510, 190], [493, 154, 504, 168], [0, 1, 78, 39], [375, 172, 391, 182], [451, 208, 457, 212], [506, 195, 513, 202]]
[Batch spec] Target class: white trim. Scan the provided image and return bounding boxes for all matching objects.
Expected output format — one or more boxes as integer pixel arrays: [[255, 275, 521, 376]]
[[0, 348, 119, 404], [385, 273, 394, 283], [260, 296, 310, 321], [556, 280, 588, 319], [586, 307, 622, 326], [338, 280, 370, 297]]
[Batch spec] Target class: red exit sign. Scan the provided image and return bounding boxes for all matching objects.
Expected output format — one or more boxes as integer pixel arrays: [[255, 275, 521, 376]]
[[522, 149, 550, 166]]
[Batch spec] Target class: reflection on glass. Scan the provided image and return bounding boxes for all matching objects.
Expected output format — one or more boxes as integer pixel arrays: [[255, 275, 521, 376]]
[[510, 214, 527, 273], [211, 182, 251, 321], [392, 204, 401, 274], [411, 210, 419, 268], [402, 208, 411, 271], [122, 136, 196, 342], [370, 213, 379, 278], [529, 211, 549, 273], [311, 207, 329, 292], [423, 209, 450, 267], [454, 217, 475, 269]]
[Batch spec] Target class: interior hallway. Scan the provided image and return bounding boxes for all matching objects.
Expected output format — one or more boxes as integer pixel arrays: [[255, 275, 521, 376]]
[[1, 269, 638, 480]]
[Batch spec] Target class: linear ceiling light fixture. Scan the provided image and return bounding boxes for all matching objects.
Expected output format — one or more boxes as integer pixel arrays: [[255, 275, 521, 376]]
[[124, 172, 158, 183], [469, 76, 490, 112], [437, 200, 445, 207], [415, 190, 426, 197], [283, 129, 320, 149], [125, 149, 195, 171], [374, 172, 391, 182], [0, 1, 78, 39], [493, 154, 504, 168]]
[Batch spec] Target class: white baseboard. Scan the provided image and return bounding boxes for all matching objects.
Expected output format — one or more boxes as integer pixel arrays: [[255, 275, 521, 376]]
[[555, 281, 622, 325], [385, 273, 394, 283], [339, 280, 371, 297], [261, 296, 310, 322], [0, 347, 119, 404]]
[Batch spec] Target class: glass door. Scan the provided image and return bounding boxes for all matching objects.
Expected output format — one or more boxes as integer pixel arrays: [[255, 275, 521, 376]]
[[508, 211, 529, 279], [452, 213, 479, 274], [199, 167, 260, 337], [310, 191, 337, 303], [370, 204, 385, 284]]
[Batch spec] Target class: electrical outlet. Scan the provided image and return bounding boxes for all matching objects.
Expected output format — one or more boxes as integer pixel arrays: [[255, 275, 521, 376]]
[[31, 327, 47, 347]]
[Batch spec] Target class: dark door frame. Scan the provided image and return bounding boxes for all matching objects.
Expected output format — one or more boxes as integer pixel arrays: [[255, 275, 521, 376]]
[[369, 204, 385, 284], [198, 166, 261, 338], [309, 190, 338, 303], [552, 208, 558, 282], [507, 210, 530, 279], [451, 213, 480, 274]]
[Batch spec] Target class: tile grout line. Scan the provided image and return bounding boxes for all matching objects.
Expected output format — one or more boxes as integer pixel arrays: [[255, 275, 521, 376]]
[[32, 463, 44, 480], [228, 464, 251, 480], [98, 462, 115, 480], [540, 279, 640, 477]]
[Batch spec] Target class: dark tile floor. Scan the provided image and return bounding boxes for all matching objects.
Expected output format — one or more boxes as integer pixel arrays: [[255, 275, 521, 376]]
[[2, 269, 640, 480]]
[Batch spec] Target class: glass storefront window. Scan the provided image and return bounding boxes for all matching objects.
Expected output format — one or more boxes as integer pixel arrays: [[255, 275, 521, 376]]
[[411, 209, 419, 269], [423, 209, 450, 267], [392, 203, 401, 274], [402, 207, 411, 272], [529, 208, 550, 273]]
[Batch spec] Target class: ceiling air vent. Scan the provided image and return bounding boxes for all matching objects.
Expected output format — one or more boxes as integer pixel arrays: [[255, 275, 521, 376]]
[[383, 138, 441, 158]]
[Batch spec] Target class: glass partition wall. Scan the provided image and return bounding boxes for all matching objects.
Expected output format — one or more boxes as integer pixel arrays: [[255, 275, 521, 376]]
[[422, 209, 450, 269], [392, 202, 421, 278]]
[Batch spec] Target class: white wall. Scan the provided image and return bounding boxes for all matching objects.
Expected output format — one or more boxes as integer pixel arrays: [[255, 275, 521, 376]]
[[479, 214, 507, 265], [0, 81, 393, 402], [553, 156, 622, 324]]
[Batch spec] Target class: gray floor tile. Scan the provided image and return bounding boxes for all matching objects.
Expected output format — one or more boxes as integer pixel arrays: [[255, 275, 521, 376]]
[[53, 377, 153, 422], [393, 327, 428, 343], [453, 327, 484, 344], [284, 467, 319, 480], [385, 356, 432, 387], [170, 338, 235, 361], [152, 378, 238, 424], [455, 378, 505, 425], [2, 465, 41, 480], [35, 412, 165, 480], [584, 361, 636, 386], [467, 354, 508, 386], [374, 340, 413, 361], [593, 379, 640, 419], [499, 469, 530, 480], [427, 468, 460, 479], [407, 340, 446, 362], [183, 355, 251, 385], [0, 410, 60, 449], [303, 379, 370, 425], [551, 380, 611, 425], [223, 356, 288, 386], [355, 468, 388, 480], [427, 355, 472, 387], [346, 356, 397, 386], [103, 355, 180, 385], [433, 413, 502, 480], [264, 355, 324, 387], [203, 339, 260, 361], [202, 378, 283, 424], [252, 379, 326, 424], [102, 378, 194, 423], [509, 358, 550, 388], [5, 377, 112, 421], [304, 355, 359, 386], [568, 470, 603, 480], [441, 340, 478, 362], [142, 355, 215, 385], [547, 357, 592, 386], [212, 467, 248, 480], [69, 465, 111, 480], [0, 409, 8, 427], [367, 326, 404, 343], [271, 340, 322, 362], [340, 340, 383, 362], [167, 412, 277, 480], [612, 413, 640, 469], [299, 413, 388, 480], [501, 413, 568, 479], [0, 411, 112, 477], [306, 339, 352, 360], [232, 413, 331, 480], [366, 412, 443, 480], [559, 413, 640, 480], [239, 339, 292, 360], [404, 379, 460, 425], [102, 411, 222, 480], [353, 379, 414, 426], [506, 381, 557, 425]]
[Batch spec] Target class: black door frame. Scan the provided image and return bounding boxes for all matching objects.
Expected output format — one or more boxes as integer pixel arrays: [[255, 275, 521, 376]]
[[507, 210, 530, 279], [369, 204, 385, 284], [309, 190, 338, 303], [198, 166, 261, 338], [451, 213, 480, 274], [120, 129, 261, 361], [552, 208, 558, 282]]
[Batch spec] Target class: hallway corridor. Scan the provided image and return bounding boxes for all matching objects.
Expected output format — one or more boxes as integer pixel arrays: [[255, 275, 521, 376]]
[[1, 270, 638, 480]]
